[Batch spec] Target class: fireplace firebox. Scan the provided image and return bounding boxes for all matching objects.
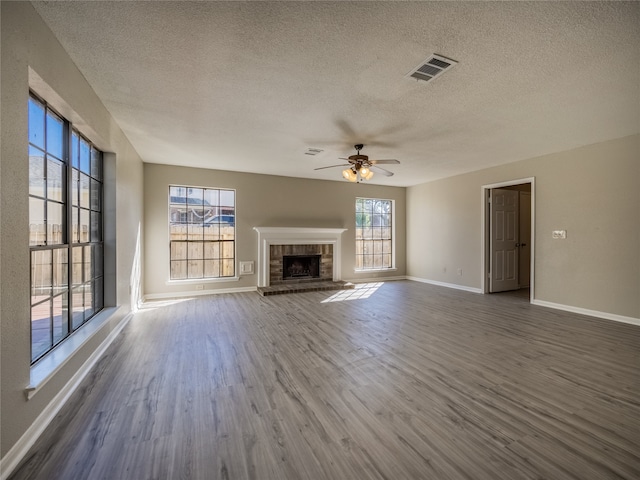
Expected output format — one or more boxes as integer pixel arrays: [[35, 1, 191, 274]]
[[282, 255, 321, 281]]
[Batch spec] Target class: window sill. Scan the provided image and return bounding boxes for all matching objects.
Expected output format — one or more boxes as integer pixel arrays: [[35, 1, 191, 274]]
[[26, 306, 120, 400], [165, 276, 240, 286]]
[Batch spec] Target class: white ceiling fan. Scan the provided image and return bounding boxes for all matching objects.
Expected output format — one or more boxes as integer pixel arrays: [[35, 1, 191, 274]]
[[314, 144, 400, 182]]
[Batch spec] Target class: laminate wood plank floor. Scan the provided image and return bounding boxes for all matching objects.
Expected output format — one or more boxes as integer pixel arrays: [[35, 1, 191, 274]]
[[10, 281, 640, 480]]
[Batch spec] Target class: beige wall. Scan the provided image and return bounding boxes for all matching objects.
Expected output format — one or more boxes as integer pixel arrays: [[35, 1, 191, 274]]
[[407, 135, 640, 319], [144, 164, 406, 296], [1, 2, 144, 460]]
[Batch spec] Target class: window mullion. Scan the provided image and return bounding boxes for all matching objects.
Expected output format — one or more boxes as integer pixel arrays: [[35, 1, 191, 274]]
[[65, 123, 73, 336]]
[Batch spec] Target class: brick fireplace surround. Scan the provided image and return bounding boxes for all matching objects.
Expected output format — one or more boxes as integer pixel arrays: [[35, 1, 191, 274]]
[[253, 227, 347, 287], [270, 244, 332, 285]]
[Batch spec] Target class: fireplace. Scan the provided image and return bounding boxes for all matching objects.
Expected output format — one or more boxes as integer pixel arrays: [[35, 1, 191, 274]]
[[283, 255, 321, 280], [253, 227, 347, 287]]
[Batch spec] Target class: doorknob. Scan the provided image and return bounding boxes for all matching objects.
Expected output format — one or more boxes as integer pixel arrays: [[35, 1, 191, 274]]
[[516, 243, 527, 247]]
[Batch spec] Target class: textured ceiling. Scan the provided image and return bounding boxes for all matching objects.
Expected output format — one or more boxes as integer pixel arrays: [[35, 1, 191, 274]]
[[32, 1, 640, 186]]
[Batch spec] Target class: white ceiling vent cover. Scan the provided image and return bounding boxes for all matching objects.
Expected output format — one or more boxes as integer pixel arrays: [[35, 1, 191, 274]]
[[407, 54, 458, 83]]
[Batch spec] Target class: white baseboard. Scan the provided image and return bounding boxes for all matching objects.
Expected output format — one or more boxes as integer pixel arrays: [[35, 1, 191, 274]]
[[143, 286, 257, 302], [531, 299, 640, 326], [406, 276, 483, 294], [0, 312, 132, 480]]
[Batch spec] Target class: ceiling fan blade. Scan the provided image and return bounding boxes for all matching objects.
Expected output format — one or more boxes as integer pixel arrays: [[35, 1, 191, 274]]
[[371, 165, 394, 177], [313, 164, 351, 171], [370, 159, 400, 165]]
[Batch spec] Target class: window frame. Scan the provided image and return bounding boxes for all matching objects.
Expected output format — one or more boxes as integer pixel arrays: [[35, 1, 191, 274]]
[[28, 91, 104, 365], [354, 197, 395, 272], [168, 185, 237, 282]]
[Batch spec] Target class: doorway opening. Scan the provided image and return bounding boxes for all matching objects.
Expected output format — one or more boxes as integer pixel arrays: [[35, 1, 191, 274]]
[[481, 178, 535, 302]]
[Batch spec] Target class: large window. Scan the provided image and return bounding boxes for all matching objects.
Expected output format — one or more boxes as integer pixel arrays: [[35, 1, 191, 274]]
[[355, 197, 394, 270], [29, 93, 104, 363], [169, 185, 235, 280]]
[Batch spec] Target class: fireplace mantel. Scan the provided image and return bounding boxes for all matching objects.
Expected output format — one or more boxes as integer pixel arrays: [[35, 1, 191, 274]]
[[253, 227, 347, 287]]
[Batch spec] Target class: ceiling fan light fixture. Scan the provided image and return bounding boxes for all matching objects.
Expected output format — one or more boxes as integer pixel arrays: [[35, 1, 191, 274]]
[[343, 168, 357, 182], [363, 170, 374, 180], [360, 166, 370, 176]]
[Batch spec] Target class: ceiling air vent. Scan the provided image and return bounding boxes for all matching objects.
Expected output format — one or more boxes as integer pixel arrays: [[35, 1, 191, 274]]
[[407, 54, 458, 83], [304, 148, 324, 156]]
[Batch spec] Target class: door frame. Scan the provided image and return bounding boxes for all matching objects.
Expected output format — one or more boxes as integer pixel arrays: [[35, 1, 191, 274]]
[[481, 177, 536, 302]]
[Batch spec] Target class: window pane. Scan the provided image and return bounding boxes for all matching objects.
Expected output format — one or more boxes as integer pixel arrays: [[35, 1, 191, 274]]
[[170, 261, 187, 280], [203, 223, 220, 241], [84, 245, 93, 284], [91, 211, 101, 242], [84, 281, 94, 319], [72, 169, 79, 206], [29, 197, 45, 246], [204, 259, 220, 277], [170, 206, 187, 225], [29, 98, 46, 149], [71, 207, 79, 243], [187, 223, 203, 241], [90, 178, 101, 210], [32, 300, 52, 362], [72, 246, 83, 285], [188, 242, 203, 260], [80, 138, 90, 174], [221, 241, 234, 258], [204, 241, 220, 259], [47, 201, 64, 245], [94, 277, 104, 311], [29, 146, 45, 197], [31, 250, 52, 302], [203, 189, 218, 206], [220, 190, 234, 207], [171, 241, 187, 261], [93, 244, 103, 278], [47, 157, 64, 202], [169, 223, 187, 242], [46, 111, 64, 160], [80, 209, 90, 243], [187, 188, 203, 205], [53, 293, 69, 344], [188, 260, 204, 278], [91, 147, 102, 180], [170, 185, 187, 199], [53, 248, 68, 295], [79, 173, 90, 208], [222, 259, 234, 277], [71, 132, 79, 169], [71, 287, 84, 330]]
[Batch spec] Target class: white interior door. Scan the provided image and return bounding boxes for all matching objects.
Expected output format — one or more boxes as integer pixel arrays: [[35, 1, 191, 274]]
[[490, 188, 519, 292]]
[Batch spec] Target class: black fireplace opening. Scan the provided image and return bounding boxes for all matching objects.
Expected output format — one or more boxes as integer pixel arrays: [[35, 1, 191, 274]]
[[283, 255, 321, 280]]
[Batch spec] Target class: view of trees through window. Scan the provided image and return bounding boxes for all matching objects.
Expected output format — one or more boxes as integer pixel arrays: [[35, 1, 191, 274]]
[[29, 93, 104, 363], [355, 197, 393, 270], [169, 186, 235, 279]]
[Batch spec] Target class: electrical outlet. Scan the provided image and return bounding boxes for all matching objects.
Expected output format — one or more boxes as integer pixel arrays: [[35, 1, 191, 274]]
[[195, 284, 204, 291], [457, 268, 463, 276], [443, 267, 447, 273], [552, 230, 567, 239]]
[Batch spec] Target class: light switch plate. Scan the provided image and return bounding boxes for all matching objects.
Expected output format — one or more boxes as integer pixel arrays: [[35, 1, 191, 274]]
[[552, 230, 567, 239]]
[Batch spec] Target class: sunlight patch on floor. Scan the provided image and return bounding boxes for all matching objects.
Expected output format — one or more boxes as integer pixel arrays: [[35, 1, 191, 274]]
[[321, 282, 384, 303], [140, 297, 193, 311]]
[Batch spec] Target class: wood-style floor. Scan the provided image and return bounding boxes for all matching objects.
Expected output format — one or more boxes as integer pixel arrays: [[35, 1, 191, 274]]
[[10, 281, 640, 480]]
